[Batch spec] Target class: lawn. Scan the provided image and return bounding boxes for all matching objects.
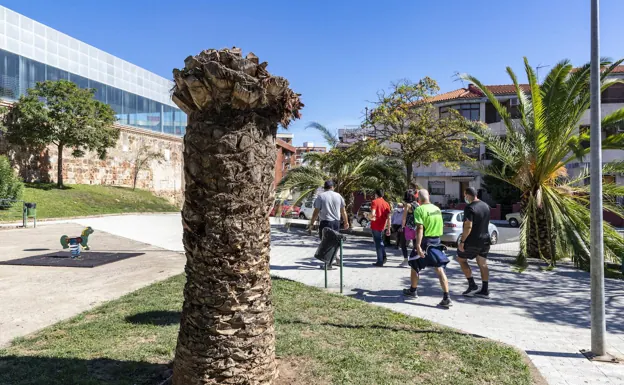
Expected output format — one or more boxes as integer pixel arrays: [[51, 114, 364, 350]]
[[0, 183, 179, 222], [0, 275, 538, 385]]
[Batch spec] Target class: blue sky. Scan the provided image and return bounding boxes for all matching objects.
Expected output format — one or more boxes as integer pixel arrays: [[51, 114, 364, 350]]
[[5, 0, 624, 147]]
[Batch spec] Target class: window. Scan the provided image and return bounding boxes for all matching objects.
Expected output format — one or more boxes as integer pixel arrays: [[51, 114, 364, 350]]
[[428, 181, 445, 195], [485, 102, 500, 123], [0, 49, 20, 99], [69, 73, 89, 89], [439, 103, 480, 121], [602, 83, 624, 103], [462, 140, 480, 159]]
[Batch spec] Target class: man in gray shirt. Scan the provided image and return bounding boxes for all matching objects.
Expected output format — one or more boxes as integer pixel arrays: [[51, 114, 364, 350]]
[[309, 180, 349, 239]]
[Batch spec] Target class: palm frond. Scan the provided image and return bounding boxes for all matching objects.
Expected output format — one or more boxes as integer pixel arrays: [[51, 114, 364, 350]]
[[306, 122, 338, 149]]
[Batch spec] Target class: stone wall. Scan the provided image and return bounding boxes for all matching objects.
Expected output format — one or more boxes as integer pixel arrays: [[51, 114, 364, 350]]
[[0, 123, 184, 205]]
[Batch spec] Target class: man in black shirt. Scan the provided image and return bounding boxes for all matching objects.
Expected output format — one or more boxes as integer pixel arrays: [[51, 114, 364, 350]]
[[457, 187, 491, 298]]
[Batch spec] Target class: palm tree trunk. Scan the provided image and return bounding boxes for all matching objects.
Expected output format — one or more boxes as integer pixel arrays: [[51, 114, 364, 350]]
[[521, 194, 554, 265], [172, 108, 278, 384]]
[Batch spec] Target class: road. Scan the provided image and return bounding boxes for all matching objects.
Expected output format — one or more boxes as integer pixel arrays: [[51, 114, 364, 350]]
[[492, 223, 520, 244]]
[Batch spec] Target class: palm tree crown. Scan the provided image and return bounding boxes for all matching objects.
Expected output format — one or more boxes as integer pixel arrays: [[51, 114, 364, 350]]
[[464, 58, 624, 269]]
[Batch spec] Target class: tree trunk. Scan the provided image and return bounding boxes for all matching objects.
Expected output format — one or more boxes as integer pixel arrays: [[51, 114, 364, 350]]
[[172, 108, 278, 384], [405, 160, 413, 190], [520, 194, 554, 265], [57, 144, 63, 189]]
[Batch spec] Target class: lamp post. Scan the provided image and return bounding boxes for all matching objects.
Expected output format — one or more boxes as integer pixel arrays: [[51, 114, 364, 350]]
[[589, 0, 606, 358]]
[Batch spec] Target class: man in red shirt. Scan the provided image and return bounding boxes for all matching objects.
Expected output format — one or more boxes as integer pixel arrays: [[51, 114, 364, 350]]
[[369, 189, 391, 266]]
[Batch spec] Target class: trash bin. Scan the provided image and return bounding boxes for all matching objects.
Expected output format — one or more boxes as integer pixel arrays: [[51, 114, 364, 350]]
[[314, 228, 346, 265], [25, 202, 36, 217]]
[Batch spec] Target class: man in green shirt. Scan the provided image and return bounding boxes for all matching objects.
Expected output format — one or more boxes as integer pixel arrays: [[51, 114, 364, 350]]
[[402, 189, 452, 308]]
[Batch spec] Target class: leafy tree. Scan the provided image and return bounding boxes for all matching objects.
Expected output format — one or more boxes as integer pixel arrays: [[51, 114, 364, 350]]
[[368, 79, 475, 187], [2, 80, 119, 188], [464, 58, 624, 269], [0, 155, 23, 202], [132, 142, 164, 191], [170, 48, 303, 384], [482, 158, 522, 205], [278, 140, 405, 212]]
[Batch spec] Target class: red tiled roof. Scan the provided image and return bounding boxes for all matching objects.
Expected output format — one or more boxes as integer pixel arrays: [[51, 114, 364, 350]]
[[610, 65, 624, 73], [425, 84, 531, 104]]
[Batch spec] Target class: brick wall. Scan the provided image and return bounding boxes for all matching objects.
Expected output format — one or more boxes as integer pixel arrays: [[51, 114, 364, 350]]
[[0, 123, 184, 205]]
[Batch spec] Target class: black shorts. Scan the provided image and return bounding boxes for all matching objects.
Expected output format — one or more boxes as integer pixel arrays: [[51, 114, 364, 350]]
[[457, 242, 490, 260], [319, 220, 341, 239]]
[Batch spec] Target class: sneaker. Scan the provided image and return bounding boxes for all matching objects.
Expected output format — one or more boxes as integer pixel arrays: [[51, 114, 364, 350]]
[[473, 289, 490, 299], [383, 255, 388, 264], [372, 262, 384, 267], [398, 259, 409, 268], [402, 288, 418, 298], [462, 284, 479, 297], [438, 298, 453, 308]]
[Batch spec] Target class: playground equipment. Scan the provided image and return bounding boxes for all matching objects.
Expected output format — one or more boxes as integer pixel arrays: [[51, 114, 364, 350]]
[[60, 227, 94, 258]]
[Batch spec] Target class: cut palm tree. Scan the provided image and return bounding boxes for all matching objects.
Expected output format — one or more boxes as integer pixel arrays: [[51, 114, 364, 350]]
[[171, 47, 303, 384], [463, 58, 624, 269]]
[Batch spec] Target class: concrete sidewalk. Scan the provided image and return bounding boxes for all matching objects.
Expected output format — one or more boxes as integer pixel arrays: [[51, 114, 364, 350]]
[[0, 222, 185, 347]]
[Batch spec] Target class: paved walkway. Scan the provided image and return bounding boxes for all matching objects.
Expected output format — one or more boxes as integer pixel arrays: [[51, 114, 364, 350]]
[[0, 221, 185, 347], [6, 214, 624, 384]]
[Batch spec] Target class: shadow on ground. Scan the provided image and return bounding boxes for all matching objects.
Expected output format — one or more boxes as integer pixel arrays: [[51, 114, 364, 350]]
[[125, 311, 181, 326], [0, 356, 171, 385], [271, 227, 624, 334]]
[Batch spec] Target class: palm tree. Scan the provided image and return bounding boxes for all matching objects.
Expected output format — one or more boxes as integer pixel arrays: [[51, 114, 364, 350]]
[[278, 140, 405, 212], [170, 47, 303, 384], [305, 121, 339, 149], [464, 58, 624, 269]]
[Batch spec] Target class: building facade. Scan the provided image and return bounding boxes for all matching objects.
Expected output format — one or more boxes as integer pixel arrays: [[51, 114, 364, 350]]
[[0, 5, 185, 202], [295, 142, 326, 165], [275, 138, 296, 188], [338, 74, 624, 207]]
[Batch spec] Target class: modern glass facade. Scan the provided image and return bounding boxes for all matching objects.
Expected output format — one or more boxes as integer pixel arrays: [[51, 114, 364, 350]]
[[0, 6, 186, 136]]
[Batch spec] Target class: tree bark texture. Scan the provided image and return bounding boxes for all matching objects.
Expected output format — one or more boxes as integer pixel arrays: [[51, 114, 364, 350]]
[[405, 161, 413, 190], [173, 109, 277, 384], [170, 48, 303, 385], [57, 144, 63, 188], [520, 194, 554, 264]]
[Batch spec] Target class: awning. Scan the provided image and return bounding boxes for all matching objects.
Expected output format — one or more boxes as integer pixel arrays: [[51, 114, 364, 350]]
[[451, 176, 476, 182]]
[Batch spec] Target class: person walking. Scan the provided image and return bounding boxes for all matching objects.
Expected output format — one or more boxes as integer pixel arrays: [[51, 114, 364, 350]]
[[402, 189, 452, 308], [398, 190, 418, 268], [388, 202, 405, 249], [308, 180, 350, 238], [457, 187, 491, 299], [369, 189, 391, 267]]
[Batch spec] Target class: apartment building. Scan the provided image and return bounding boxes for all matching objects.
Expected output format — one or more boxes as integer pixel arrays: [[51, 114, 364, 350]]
[[338, 69, 624, 206], [295, 142, 327, 165]]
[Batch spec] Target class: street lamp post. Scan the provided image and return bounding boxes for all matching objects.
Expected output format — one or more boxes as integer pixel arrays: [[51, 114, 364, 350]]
[[589, 0, 606, 357]]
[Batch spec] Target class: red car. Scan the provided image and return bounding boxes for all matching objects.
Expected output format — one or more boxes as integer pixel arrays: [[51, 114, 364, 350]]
[[270, 200, 300, 218]]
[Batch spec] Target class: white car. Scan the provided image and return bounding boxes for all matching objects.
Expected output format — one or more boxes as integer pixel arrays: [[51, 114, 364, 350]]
[[298, 200, 315, 219], [440, 210, 499, 247], [506, 212, 522, 227]]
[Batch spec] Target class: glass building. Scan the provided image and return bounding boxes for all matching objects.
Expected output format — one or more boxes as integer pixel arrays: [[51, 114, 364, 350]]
[[0, 5, 186, 136]]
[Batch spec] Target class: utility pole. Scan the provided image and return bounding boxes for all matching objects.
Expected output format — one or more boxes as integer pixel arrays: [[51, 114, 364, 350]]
[[589, 0, 606, 358]]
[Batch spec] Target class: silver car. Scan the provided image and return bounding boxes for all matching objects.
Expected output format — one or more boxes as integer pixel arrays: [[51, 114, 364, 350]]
[[440, 209, 499, 247]]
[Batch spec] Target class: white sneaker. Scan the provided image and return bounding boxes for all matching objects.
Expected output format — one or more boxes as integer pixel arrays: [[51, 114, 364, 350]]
[[399, 259, 409, 268]]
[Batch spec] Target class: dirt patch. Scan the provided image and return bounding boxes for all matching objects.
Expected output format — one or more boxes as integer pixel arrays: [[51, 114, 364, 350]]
[[157, 357, 326, 385], [275, 356, 327, 385]]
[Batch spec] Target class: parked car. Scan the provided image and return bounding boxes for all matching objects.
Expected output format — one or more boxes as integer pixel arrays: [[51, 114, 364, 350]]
[[298, 199, 315, 220], [356, 201, 372, 227], [440, 210, 499, 247], [506, 212, 522, 227], [270, 200, 300, 217]]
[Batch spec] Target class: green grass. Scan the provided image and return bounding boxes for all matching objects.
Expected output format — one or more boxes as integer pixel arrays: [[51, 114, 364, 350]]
[[0, 275, 536, 385], [0, 183, 179, 221]]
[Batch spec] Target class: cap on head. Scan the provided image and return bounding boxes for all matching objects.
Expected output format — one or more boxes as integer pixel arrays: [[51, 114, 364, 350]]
[[465, 186, 477, 198], [324, 180, 335, 190]]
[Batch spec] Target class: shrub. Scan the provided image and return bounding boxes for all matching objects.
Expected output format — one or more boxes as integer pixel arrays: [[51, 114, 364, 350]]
[[0, 155, 23, 202]]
